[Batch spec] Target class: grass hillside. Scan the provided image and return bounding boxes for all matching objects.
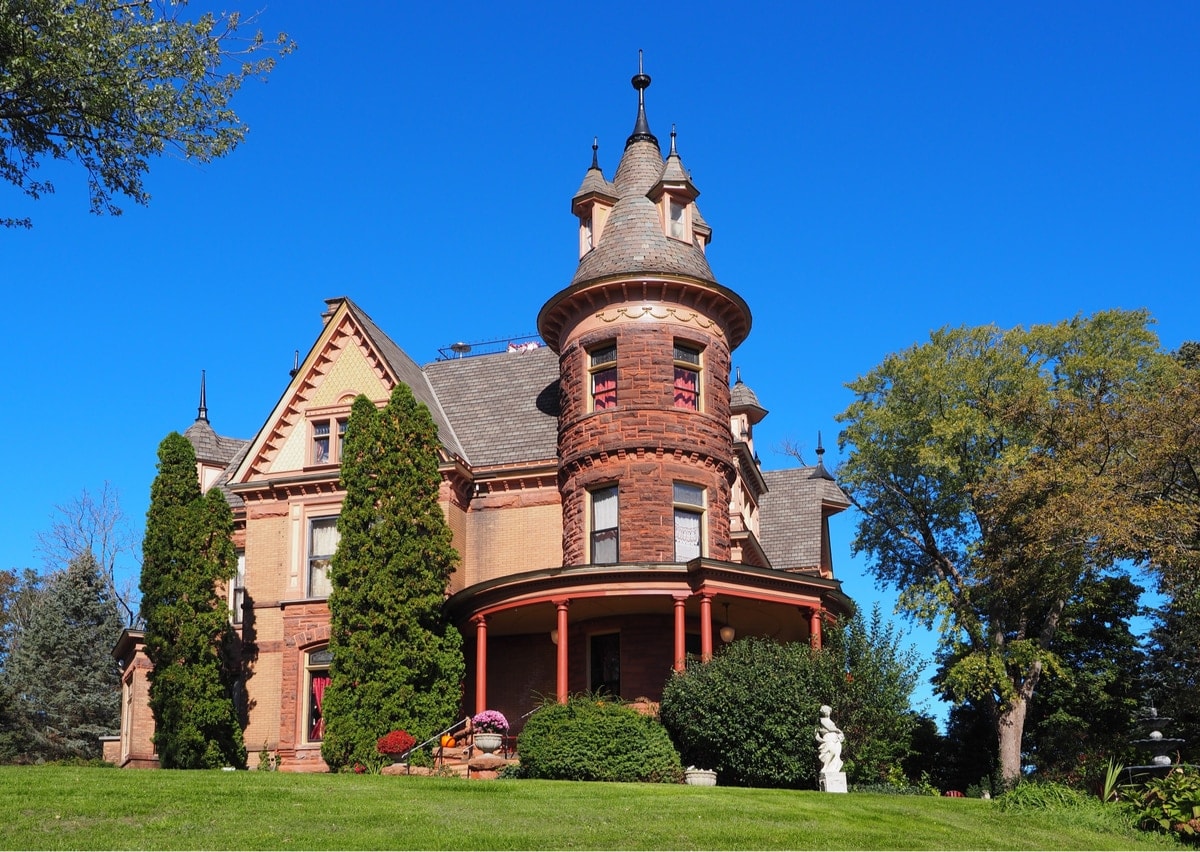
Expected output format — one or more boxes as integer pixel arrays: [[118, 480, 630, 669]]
[[0, 766, 1184, 850]]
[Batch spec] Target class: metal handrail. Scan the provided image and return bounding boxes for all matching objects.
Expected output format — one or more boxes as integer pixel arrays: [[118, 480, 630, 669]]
[[398, 717, 470, 771]]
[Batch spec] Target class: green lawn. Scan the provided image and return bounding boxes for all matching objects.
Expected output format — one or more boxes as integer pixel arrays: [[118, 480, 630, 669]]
[[0, 766, 1183, 850]]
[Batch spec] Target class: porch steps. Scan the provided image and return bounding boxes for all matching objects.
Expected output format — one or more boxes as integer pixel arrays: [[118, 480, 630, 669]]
[[381, 744, 518, 779]]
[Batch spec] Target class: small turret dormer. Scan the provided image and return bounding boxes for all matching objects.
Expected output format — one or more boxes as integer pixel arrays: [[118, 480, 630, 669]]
[[648, 126, 705, 248], [571, 138, 618, 258]]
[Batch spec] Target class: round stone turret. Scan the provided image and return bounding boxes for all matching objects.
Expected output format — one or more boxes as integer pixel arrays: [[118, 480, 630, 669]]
[[539, 65, 752, 567]]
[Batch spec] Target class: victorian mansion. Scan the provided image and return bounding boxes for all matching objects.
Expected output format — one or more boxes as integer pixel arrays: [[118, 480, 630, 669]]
[[110, 68, 855, 771]]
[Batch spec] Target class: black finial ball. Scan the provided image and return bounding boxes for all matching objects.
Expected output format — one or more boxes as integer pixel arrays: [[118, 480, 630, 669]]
[[632, 72, 651, 91]]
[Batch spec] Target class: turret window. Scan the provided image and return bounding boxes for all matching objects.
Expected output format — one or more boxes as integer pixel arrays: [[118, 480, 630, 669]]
[[590, 485, 619, 564], [590, 343, 617, 410], [673, 482, 705, 561], [668, 200, 686, 240], [673, 343, 701, 410]]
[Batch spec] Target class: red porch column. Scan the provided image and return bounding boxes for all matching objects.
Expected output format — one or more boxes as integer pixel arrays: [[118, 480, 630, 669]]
[[554, 599, 570, 703], [699, 593, 714, 662], [473, 614, 488, 714], [672, 595, 688, 672], [808, 606, 823, 650]]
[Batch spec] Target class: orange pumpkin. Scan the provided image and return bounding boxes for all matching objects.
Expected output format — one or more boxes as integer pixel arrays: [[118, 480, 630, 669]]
[[440, 734, 456, 748]]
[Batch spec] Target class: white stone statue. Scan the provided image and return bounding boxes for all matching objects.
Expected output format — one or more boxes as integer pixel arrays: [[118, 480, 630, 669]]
[[815, 705, 845, 774]]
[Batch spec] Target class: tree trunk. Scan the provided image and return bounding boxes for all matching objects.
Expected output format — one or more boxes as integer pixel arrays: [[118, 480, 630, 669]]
[[996, 695, 1028, 787]]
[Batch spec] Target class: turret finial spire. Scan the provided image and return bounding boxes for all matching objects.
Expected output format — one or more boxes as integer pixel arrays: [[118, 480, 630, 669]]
[[670, 123, 678, 157], [627, 49, 657, 148], [591, 136, 599, 170], [197, 369, 208, 423]]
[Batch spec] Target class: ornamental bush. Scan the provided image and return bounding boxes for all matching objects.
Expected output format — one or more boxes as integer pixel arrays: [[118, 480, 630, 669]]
[[517, 696, 683, 783], [659, 608, 922, 789]]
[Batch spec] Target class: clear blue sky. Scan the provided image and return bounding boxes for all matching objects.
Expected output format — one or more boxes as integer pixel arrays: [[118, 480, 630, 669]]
[[4, 1, 1197, 723]]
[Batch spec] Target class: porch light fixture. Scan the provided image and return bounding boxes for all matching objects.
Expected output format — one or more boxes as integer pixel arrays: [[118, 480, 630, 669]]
[[550, 629, 559, 645], [720, 602, 735, 643]]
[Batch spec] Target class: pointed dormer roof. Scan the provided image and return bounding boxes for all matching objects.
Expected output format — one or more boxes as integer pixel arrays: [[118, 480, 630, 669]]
[[182, 371, 248, 466], [565, 62, 717, 289], [730, 368, 768, 424], [572, 137, 617, 213]]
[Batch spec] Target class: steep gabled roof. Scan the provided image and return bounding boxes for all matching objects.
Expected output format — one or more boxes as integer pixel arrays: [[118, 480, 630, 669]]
[[346, 299, 467, 460], [758, 468, 851, 571]]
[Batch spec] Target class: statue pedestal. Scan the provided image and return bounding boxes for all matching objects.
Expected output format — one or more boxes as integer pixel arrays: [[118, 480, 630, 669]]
[[819, 771, 847, 793]]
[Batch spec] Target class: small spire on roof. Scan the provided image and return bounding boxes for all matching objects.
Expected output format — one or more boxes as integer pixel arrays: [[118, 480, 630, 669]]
[[290, 350, 300, 378], [196, 369, 208, 423], [810, 431, 836, 480], [591, 136, 600, 170], [627, 49, 657, 148], [669, 123, 678, 157], [735, 366, 743, 384]]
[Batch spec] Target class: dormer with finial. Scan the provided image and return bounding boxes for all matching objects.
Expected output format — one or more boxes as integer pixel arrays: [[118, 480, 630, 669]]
[[571, 137, 618, 258], [648, 124, 708, 250]]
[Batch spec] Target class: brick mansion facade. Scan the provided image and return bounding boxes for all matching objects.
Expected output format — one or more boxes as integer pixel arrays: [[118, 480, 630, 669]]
[[110, 67, 855, 771]]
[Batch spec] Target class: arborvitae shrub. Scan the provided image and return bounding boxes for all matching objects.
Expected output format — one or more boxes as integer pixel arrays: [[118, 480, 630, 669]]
[[517, 697, 683, 783]]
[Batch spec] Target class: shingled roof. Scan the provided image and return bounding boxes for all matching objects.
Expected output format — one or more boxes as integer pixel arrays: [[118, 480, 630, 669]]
[[758, 468, 851, 571], [424, 346, 560, 467]]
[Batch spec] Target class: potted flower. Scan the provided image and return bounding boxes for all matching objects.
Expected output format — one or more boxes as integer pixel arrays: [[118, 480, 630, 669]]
[[376, 729, 415, 763], [471, 710, 508, 755]]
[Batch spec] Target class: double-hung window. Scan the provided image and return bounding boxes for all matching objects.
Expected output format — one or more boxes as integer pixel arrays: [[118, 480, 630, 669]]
[[307, 517, 339, 598], [673, 482, 705, 561], [311, 417, 348, 465], [590, 344, 617, 410], [673, 343, 701, 410], [591, 485, 619, 564]]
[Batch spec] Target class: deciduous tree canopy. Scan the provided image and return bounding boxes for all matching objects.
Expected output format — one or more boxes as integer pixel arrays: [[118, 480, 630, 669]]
[[836, 309, 1188, 783], [0, 0, 292, 227]]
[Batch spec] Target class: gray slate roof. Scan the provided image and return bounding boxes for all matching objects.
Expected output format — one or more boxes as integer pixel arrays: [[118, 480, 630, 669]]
[[424, 346, 560, 467], [182, 418, 247, 465], [758, 468, 851, 570], [570, 138, 716, 287]]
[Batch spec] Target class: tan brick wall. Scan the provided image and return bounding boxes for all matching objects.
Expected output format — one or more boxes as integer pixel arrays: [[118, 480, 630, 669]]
[[463, 496, 563, 585]]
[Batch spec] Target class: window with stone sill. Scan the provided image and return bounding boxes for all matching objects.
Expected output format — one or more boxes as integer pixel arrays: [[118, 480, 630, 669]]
[[673, 481, 705, 561], [673, 342, 701, 410], [589, 343, 617, 411], [305, 647, 332, 743], [590, 484, 619, 564], [307, 516, 338, 598]]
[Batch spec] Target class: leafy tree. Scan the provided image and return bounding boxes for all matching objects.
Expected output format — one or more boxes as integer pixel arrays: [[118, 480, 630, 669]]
[[1143, 580, 1200, 765], [35, 482, 139, 626], [140, 432, 245, 769], [837, 310, 1169, 784], [320, 386, 465, 771], [659, 607, 924, 789], [0, 0, 293, 227], [4, 552, 122, 761], [1021, 573, 1146, 782]]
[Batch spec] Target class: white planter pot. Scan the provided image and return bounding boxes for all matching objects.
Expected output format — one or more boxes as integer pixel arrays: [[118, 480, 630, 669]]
[[685, 768, 717, 786]]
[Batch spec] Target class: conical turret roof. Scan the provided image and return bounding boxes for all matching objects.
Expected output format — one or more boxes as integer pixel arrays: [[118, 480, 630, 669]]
[[568, 74, 716, 288]]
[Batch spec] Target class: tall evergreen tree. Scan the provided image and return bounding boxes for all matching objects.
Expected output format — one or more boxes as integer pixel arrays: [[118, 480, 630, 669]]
[[321, 386, 465, 770], [140, 432, 245, 769], [4, 552, 122, 760]]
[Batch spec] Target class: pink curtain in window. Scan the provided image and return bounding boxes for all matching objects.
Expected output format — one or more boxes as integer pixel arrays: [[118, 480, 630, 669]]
[[310, 676, 330, 740], [674, 367, 698, 409]]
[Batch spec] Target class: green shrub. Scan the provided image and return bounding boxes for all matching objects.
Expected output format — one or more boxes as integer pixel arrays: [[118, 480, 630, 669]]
[[659, 617, 922, 789], [997, 780, 1093, 811], [516, 696, 683, 783], [1131, 766, 1200, 844]]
